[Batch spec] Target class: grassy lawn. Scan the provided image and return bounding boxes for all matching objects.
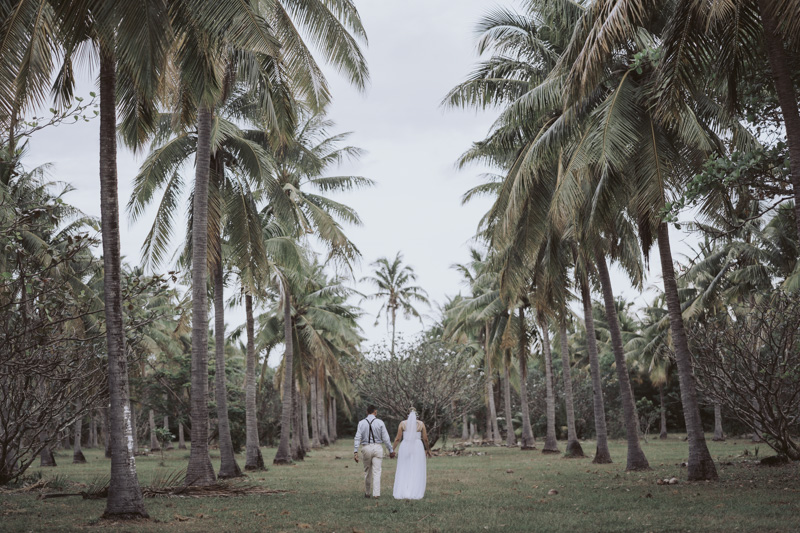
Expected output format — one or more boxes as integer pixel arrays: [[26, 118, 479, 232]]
[[1, 436, 798, 532]]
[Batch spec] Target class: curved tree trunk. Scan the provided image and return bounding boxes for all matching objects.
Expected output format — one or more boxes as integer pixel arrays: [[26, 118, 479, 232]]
[[98, 50, 148, 518], [503, 354, 515, 447], [185, 105, 217, 487], [517, 308, 536, 449], [273, 287, 294, 465], [484, 324, 501, 445], [580, 277, 612, 464], [244, 294, 265, 470], [659, 385, 668, 440], [148, 410, 160, 452], [759, 0, 800, 241], [713, 404, 725, 441], [559, 321, 585, 458], [539, 319, 560, 454], [595, 252, 651, 470], [657, 223, 717, 481], [214, 257, 242, 478]]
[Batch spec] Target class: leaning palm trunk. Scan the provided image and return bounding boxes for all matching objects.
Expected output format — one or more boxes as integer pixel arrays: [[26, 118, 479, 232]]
[[595, 252, 651, 470], [503, 354, 515, 446], [713, 404, 725, 441], [539, 319, 560, 453], [759, 0, 800, 241], [310, 370, 321, 448], [559, 321, 585, 458], [517, 308, 536, 449], [185, 106, 217, 486], [659, 385, 668, 440], [244, 294, 265, 470], [273, 287, 294, 465], [73, 414, 86, 464], [214, 258, 242, 478], [99, 49, 148, 518], [656, 223, 717, 481], [580, 277, 612, 464], [148, 410, 160, 452]]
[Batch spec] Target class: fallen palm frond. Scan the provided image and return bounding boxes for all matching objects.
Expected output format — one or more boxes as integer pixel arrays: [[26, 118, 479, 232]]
[[143, 480, 290, 498]]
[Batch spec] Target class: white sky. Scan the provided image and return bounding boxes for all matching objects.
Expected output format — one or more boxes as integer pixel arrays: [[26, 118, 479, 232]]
[[23, 0, 698, 364]]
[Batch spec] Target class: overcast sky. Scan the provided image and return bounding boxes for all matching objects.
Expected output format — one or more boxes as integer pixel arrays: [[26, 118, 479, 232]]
[[24, 0, 696, 364]]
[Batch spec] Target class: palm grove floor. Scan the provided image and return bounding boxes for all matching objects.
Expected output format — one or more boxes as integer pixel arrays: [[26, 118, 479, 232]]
[[1, 437, 798, 532]]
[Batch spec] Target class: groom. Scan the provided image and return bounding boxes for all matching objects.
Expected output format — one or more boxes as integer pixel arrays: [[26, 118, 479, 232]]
[[353, 405, 395, 498]]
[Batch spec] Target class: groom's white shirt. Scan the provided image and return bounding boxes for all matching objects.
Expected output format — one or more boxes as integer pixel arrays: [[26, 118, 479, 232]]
[[353, 414, 393, 454]]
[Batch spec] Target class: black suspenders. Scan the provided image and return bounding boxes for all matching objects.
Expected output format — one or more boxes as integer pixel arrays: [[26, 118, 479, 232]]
[[366, 418, 376, 444]]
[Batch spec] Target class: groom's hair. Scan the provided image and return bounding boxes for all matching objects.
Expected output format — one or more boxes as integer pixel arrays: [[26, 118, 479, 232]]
[[366, 405, 377, 415]]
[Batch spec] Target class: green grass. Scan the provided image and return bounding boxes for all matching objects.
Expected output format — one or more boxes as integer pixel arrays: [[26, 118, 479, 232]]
[[1, 436, 798, 532]]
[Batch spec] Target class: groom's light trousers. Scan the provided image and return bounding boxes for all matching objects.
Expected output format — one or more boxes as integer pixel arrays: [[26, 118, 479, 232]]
[[361, 444, 384, 497]]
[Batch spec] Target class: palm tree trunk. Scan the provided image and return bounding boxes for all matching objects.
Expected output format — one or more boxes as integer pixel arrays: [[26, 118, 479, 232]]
[[102, 407, 111, 458], [759, 0, 800, 240], [659, 385, 668, 440], [244, 294, 265, 470], [301, 391, 311, 452], [462, 413, 470, 441], [559, 321, 585, 458], [656, 222, 717, 481], [98, 49, 148, 518], [317, 366, 329, 446], [517, 308, 536, 450], [579, 277, 612, 464], [185, 105, 217, 487], [484, 323, 501, 444], [214, 257, 242, 478], [310, 370, 320, 447], [503, 354, 515, 447], [291, 381, 305, 461], [713, 404, 725, 441], [273, 287, 294, 465], [539, 319, 560, 453], [88, 412, 97, 449], [178, 423, 186, 450], [329, 397, 337, 442], [391, 305, 397, 357], [595, 252, 651, 470], [148, 410, 161, 452], [73, 412, 86, 464], [130, 402, 139, 456], [163, 417, 174, 450]]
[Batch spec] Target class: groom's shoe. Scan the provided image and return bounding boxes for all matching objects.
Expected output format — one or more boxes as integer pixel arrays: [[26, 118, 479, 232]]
[[364, 494, 371, 498]]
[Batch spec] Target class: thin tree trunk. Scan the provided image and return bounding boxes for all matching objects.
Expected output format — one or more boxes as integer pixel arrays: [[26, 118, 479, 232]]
[[301, 391, 311, 452], [503, 354, 515, 447], [214, 255, 242, 478], [595, 252, 651, 471], [185, 105, 217, 487], [273, 287, 294, 465], [164, 417, 174, 450], [130, 402, 138, 456], [580, 277, 612, 464], [517, 308, 536, 449], [329, 397, 337, 442], [317, 365, 329, 446], [310, 368, 321, 448], [539, 319, 560, 453], [148, 410, 160, 452], [39, 431, 56, 467], [462, 413, 470, 441], [484, 323, 501, 444], [656, 222, 717, 481], [713, 404, 725, 441], [99, 49, 147, 518], [103, 407, 111, 458], [62, 428, 71, 450], [291, 381, 304, 461], [178, 423, 186, 450], [390, 305, 396, 357], [659, 385, 668, 440], [73, 413, 86, 464], [244, 294, 264, 470], [88, 412, 97, 449], [559, 321, 585, 458], [759, 0, 800, 240]]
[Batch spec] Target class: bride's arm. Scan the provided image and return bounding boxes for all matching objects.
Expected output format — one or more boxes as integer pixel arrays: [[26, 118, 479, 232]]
[[421, 423, 432, 458], [392, 421, 404, 451]]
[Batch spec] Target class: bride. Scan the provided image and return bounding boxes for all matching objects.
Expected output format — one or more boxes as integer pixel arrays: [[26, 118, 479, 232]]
[[392, 407, 432, 500]]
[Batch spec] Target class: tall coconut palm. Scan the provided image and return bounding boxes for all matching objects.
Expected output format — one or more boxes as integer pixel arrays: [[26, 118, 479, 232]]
[[361, 252, 430, 356]]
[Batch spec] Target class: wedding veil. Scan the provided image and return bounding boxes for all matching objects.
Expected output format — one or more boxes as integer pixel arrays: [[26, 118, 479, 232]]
[[406, 408, 417, 435]]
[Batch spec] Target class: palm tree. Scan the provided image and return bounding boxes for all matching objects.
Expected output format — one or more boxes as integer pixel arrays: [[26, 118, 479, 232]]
[[362, 252, 430, 356]]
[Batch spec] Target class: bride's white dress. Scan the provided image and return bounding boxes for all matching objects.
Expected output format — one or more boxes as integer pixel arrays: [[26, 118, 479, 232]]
[[393, 412, 427, 499]]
